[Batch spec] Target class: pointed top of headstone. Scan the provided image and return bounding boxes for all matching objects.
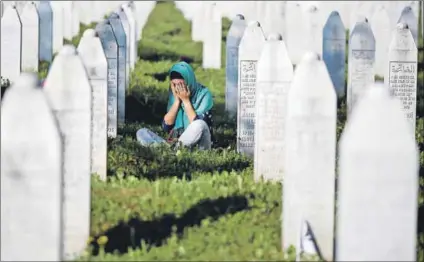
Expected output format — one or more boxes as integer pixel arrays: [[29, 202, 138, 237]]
[[109, 12, 118, 19], [248, 20, 261, 27], [82, 29, 96, 38], [329, 10, 340, 17], [235, 14, 244, 20], [59, 45, 77, 56], [15, 72, 39, 89], [308, 5, 318, 12], [396, 22, 409, 30], [302, 52, 321, 62], [268, 33, 282, 41]]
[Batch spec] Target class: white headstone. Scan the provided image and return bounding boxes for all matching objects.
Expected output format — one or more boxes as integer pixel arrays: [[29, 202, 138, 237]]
[[1, 73, 62, 261], [254, 33, 293, 182], [1, 5, 22, 82], [283, 52, 336, 261], [337, 83, 419, 261], [77, 29, 108, 181], [347, 19, 376, 115], [76, 1, 93, 25], [202, 3, 222, 69], [385, 22, 418, 134], [371, 5, 391, 77], [122, 3, 138, 69], [237, 21, 266, 157], [51, 1, 64, 52], [225, 14, 246, 116], [322, 11, 346, 98], [262, 1, 286, 41], [62, 1, 73, 40], [397, 5, 418, 46], [191, 1, 206, 41], [303, 4, 322, 56], [43, 46, 92, 260], [285, 2, 304, 65], [21, 2, 39, 72], [71, 1, 80, 37]]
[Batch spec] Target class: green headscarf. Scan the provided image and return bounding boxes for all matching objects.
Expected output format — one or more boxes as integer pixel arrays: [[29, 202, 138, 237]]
[[167, 61, 213, 131]]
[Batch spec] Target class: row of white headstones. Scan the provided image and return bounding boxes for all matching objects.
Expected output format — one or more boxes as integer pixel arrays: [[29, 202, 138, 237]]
[[216, 3, 418, 262], [0, 0, 156, 81], [0, 1, 156, 261]]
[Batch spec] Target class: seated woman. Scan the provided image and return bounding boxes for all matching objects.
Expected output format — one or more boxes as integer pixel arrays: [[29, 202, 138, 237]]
[[136, 61, 214, 150]]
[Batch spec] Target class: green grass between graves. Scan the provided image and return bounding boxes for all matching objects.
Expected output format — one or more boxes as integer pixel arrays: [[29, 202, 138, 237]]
[[0, 1, 423, 261]]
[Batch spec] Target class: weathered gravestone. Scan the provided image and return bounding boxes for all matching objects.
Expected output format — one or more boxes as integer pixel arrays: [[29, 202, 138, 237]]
[[202, 2, 222, 69], [51, 1, 64, 52], [21, 2, 39, 72], [117, 8, 131, 89], [323, 11, 346, 98], [37, 1, 53, 62], [1, 5, 22, 83], [191, 1, 206, 41], [109, 13, 128, 126], [283, 53, 336, 261], [1, 73, 62, 261], [254, 33, 293, 182], [225, 14, 246, 117], [122, 3, 138, 69], [96, 21, 119, 138], [337, 83, 419, 261], [397, 5, 418, 46], [347, 18, 375, 115], [285, 2, 304, 65], [303, 4, 322, 56], [77, 29, 108, 181], [385, 22, 418, 135], [43, 46, 92, 260], [237, 21, 266, 157], [371, 5, 391, 78]]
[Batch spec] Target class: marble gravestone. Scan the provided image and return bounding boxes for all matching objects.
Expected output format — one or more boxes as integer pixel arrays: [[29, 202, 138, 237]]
[[21, 2, 39, 72], [397, 5, 418, 46], [237, 21, 266, 158], [43, 46, 92, 261], [117, 8, 131, 91], [285, 2, 304, 65], [1, 5, 22, 82], [303, 4, 322, 56], [62, 1, 73, 40], [337, 83, 418, 261], [254, 33, 293, 182], [77, 29, 108, 181], [37, 1, 53, 62], [191, 1, 206, 41], [109, 13, 127, 126], [225, 14, 246, 117], [1, 73, 62, 261], [51, 2, 64, 52], [323, 11, 346, 98], [122, 3, 137, 70], [347, 19, 375, 116], [71, 1, 80, 38], [96, 21, 119, 138], [385, 23, 418, 135], [370, 5, 391, 78], [283, 53, 337, 262], [202, 2, 222, 69]]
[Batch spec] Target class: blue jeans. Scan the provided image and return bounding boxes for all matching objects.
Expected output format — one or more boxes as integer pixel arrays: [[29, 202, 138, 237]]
[[136, 120, 211, 150]]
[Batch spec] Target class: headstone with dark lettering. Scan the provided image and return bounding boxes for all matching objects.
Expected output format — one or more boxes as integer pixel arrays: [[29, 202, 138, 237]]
[[337, 83, 418, 261], [37, 1, 53, 62], [237, 21, 266, 157], [283, 52, 336, 261], [254, 33, 293, 182], [1, 4, 22, 82], [1, 73, 62, 261], [385, 22, 418, 135], [225, 14, 246, 117], [347, 19, 375, 115], [96, 21, 118, 138], [109, 13, 127, 126], [397, 6, 418, 46], [77, 29, 108, 181], [323, 11, 346, 98], [371, 5, 390, 78], [21, 2, 39, 72], [43, 46, 91, 261]]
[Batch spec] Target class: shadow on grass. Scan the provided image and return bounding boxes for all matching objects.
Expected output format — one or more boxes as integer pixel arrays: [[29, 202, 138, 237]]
[[90, 195, 250, 255]]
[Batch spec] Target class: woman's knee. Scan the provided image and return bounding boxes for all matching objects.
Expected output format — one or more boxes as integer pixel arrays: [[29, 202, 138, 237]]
[[190, 119, 209, 133]]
